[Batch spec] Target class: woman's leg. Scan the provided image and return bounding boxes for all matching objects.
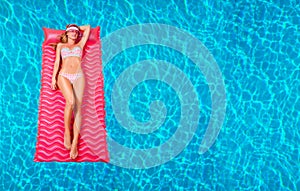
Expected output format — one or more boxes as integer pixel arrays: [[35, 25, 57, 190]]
[[57, 75, 74, 150], [70, 75, 85, 159]]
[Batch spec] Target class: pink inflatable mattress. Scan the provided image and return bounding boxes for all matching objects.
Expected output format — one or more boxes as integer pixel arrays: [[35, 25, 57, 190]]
[[34, 26, 109, 162]]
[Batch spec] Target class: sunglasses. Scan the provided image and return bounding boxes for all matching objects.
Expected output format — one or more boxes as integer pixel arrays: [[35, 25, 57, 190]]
[[68, 29, 79, 33]]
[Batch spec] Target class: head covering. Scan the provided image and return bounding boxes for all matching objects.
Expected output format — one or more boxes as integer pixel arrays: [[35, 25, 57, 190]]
[[66, 26, 79, 32]]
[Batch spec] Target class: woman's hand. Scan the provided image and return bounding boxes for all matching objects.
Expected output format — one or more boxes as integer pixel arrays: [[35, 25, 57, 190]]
[[79, 25, 90, 31], [51, 77, 57, 90]]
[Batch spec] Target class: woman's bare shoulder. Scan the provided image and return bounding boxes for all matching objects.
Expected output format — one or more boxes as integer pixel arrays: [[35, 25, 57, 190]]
[[56, 43, 65, 49]]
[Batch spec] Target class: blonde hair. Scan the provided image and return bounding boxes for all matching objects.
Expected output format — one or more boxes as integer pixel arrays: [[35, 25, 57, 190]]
[[59, 32, 68, 43], [51, 24, 80, 50]]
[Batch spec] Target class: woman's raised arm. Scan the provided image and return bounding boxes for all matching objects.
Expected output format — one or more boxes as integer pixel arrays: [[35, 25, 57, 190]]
[[78, 25, 91, 48]]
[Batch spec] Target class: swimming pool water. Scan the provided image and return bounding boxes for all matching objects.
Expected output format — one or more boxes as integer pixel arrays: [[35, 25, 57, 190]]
[[1, 0, 300, 190]]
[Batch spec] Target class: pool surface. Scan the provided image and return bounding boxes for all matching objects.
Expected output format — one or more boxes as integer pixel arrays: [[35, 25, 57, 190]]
[[1, 0, 300, 190]]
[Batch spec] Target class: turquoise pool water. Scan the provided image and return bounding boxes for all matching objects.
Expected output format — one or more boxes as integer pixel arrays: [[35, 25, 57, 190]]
[[1, 0, 300, 190]]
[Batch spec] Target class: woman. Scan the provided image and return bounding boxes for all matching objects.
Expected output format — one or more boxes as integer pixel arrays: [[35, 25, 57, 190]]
[[51, 24, 91, 159]]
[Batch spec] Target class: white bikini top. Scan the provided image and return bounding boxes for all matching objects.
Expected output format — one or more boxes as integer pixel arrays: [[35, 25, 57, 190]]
[[61, 46, 82, 59]]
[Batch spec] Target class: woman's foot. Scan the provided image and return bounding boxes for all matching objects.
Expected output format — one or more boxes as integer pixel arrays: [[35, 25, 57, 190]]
[[70, 141, 78, 159], [64, 131, 71, 150]]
